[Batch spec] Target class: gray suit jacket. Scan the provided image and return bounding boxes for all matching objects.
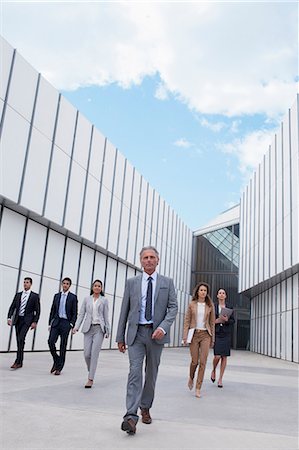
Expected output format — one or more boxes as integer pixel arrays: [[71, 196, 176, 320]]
[[75, 295, 110, 335], [116, 273, 178, 346]]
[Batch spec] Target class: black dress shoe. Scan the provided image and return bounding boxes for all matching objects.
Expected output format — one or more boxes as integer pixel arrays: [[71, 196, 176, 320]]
[[50, 364, 56, 374], [121, 418, 136, 435], [11, 362, 22, 369], [54, 370, 61, 375]]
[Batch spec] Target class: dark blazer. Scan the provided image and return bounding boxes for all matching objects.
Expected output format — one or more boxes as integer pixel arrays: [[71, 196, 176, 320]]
[[7, 291, 41, 326], [215, 303, 235, 335], [48, 292, 78, 328]]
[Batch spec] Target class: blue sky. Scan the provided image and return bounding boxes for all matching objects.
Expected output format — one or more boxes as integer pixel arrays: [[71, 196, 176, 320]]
[[2, 1, 298, 229]]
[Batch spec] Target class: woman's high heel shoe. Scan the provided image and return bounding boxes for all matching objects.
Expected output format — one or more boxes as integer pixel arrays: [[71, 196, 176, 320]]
[[85, 379, 93, 388], [188, 378, 194, 390]]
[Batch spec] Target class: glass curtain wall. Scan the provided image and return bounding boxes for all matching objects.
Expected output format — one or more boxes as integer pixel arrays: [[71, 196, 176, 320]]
[[192, 224, 250, 349]]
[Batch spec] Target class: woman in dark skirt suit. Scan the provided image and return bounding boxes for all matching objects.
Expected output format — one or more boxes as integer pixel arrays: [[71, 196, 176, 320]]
[[211, 288, 235, 388]]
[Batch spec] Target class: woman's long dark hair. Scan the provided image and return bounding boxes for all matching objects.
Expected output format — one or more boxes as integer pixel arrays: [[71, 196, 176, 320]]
[[90, 279, 104, 296], [192, 282, 213, 307]]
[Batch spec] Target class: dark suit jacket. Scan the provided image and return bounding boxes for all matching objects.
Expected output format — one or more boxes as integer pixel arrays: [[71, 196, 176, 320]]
[[48, 292, 78, 328], [7, 291, 41, 326], [215, 303, 235, 335]]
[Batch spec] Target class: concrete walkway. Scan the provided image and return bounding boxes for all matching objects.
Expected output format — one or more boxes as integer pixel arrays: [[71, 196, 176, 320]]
[[0, 348, 298, 450]]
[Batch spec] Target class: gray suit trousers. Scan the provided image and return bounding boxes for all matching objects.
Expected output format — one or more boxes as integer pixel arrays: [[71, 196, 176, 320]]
[[83, 325, 104, 380], [124, 326, 163, 422]]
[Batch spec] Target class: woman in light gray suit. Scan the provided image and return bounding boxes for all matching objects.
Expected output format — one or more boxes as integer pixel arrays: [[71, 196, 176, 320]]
[[73, 280, 110, 388]]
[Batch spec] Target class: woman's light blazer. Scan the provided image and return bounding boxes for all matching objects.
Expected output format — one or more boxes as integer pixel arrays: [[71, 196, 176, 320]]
[[75, 295, 110, 335], [183, 300, 215, 345]]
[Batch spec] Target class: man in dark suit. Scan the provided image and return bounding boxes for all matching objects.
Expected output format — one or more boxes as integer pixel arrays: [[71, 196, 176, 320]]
[[7, 277, 41, 369], [116, 246, 178, 435], [48, 277, 78, 375]]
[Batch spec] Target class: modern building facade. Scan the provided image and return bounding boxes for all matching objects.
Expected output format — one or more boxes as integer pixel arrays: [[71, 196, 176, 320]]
[[0, 35, 193, 353], [193, 206, 250, 350], [1, 36, 298, 363], [239, 95, 299, 363]]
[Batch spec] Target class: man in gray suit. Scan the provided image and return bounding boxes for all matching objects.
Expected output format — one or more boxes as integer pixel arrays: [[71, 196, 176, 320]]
[[116, 246, 178, 435]]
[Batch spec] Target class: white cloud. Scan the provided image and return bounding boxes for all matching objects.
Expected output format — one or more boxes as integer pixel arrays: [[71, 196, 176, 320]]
[[155, 82, 169, 100], [173, 138, 193, 148], [200, 118, 226, 132], [221, 128, 275, 180], [1, 2, 297, 118]]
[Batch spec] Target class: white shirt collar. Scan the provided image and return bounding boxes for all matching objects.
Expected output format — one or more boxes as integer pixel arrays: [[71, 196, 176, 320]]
[[142, 271, 157, 282]]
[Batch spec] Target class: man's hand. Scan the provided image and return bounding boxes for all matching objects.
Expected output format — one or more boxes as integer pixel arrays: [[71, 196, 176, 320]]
[[182, 339, 188, 346], [7, 319, 12, 326], [152, 327, 165, 340], [30, 322, 37, 330], [118, 342, 126, 353], [72, 328, 78, 335]]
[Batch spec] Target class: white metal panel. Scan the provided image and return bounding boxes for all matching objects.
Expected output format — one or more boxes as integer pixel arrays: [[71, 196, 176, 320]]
[[105, 257, 117, 296], [290, 98, 299, 265], [81, 175, 100, 242], [64, 161, 86, 234], [7, 52, 38, 122], [93, 251, 107, 284], [96, 185, 111, 249], [0, 106, 29, 201], [22, 220, 47, 274], [21, 128, 52, 214], [0, 36, 14, 102], [113, 151, 125, 200], [43, 230, 65, 280], [102, 140, 116, 192], [62, 238, 81, 285], [72, 113, 92, 170], [0, 208, 26, 267], [44, 145, 70, 225], [78, 246, 94, 288], [33, 76, 58, 140], [115, 262, 127, 297], [107, 196, 121, 254], [88, 128, 105, 180], [0, 265, 18, 351], [131, 172, 141, 215], [293, 306, 299, 363], [127, 214, 137, 265], [118, 206, 130, 260], [55, 96, 77, 155], [122, 161, 133, 208]]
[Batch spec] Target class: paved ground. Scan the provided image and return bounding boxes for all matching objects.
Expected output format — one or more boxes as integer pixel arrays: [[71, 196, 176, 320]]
[[0, 348, 298, 450]]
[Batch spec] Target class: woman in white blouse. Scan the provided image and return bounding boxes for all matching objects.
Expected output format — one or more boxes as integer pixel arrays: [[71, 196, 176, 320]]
[[183, 282, 215, 398], [73, 280, 110, 388]]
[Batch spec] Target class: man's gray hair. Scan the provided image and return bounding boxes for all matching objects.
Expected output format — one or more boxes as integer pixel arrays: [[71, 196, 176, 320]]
[[139, 246, 159, 258]]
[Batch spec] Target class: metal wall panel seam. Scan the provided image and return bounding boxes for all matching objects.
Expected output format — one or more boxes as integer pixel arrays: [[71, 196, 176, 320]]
[[69, 242, 83, 350], [79, 125, 94, 236], [141, 181, 149, 249], [18, 74, 41, 204], [7, 216, 28, 351], [115, 158, 127, 257], [93, 137, 107, 243], [108, 259, 119, 349], [288, 108, 293, 266], [268, 147, 272, 282], [32, 226, 49, 350], [124, 167, 135, 261], [105, 148, 118, 251], [281, 122, 285, 270], [263, 154, 266, 282], [274, 135, 278, 276], [0, 49, 16, 139], [62, 110, 79, 227], [42, 94, 61, 216], [132, 175, 142, 264]]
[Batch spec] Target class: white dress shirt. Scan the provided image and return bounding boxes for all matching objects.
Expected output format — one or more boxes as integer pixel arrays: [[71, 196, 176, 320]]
[[139, 271, 157, 324]]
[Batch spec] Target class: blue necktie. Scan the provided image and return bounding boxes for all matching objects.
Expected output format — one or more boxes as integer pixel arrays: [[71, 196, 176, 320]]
[[145, 277, 153, 321]]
